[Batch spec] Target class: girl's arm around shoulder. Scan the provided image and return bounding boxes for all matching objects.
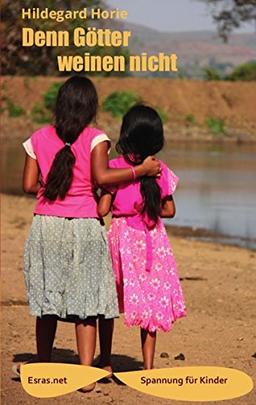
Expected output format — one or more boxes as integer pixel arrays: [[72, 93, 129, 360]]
[[97, 190, 113, 217], [91, 142, 161, 186], [23, 154, 41, 194], [160, 195, 176, 218]]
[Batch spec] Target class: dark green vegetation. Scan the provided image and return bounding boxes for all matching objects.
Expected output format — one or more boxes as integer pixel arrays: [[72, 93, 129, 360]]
[[206, 117, 225, 135], [31, 82, 63, 123], [203, 61, 256, 81], [5, 99, 25, 117], [226, 61, 256, 81], [2, 0, 129, 76], [185, 114, 196, 125], [102, 91, 140, 117], [102, 91, 168, 123]]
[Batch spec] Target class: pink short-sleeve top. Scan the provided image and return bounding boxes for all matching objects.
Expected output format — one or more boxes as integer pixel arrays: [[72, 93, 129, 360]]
[[22, 125, 110, 218], [108, 156, 179, 217], [108, 156, 179, 272]]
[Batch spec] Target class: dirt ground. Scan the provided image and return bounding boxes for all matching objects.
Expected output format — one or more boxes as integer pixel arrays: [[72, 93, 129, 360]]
[[1, 76, 256, 144], [1, 194, 256, 404]]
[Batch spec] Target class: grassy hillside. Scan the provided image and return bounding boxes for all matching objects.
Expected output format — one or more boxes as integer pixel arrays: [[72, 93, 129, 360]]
[[2, 76, 256, 143]]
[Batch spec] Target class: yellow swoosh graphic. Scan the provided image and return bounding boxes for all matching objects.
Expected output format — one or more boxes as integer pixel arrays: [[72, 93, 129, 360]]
[[113, 367, 254, 401], [21, 363, 110, 398]]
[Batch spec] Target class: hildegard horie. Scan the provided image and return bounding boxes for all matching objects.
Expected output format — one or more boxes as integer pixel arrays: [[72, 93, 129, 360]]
[[21, 7, 128, 22]]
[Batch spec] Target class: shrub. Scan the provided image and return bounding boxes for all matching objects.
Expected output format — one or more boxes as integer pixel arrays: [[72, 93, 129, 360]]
[[225, 61, 256, 81], [156, 108, 168, 124], [6, 98, 24, 117], [44, 82, 63, 111], [31, 82, 63, 123], [102, 91, 140, 117], [31, 103, 51, 124], [206, 118, 225, 134], [185, 114, 196, 125], [203, 67, 221, 81]]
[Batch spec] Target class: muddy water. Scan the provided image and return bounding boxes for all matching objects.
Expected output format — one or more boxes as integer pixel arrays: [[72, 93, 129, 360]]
[[2, 142, 256, 249], [159, 142, 256, 249]]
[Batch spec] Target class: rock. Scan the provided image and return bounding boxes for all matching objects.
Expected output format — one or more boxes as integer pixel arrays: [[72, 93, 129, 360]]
[[160, 352, 169, 358], [174, 353, 185, 361], [252, 352, 256, 359]]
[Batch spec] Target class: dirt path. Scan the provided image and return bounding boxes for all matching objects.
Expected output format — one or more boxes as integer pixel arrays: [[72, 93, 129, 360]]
[[1, 194, 256, 404]]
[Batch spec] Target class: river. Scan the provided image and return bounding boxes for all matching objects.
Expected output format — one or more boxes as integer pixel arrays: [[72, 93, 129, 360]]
[[2, 141, 256, 249]]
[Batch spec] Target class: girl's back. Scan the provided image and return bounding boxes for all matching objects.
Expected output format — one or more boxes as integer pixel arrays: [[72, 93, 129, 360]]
[[21, 79, 161, 382], [109, 155, 178, 218], [107, 156, 186, 333], [24, 125, 109, 218], [106, 105, 186, 334]]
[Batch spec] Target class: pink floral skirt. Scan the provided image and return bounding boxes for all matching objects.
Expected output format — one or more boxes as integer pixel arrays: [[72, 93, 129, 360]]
[[108, 218, 186, 332]]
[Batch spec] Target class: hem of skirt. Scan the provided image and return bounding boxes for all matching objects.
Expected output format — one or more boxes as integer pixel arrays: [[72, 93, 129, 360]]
[[28, 308, 119, 321], [33, 212, 101, 219], [123, 310, 187, 333]]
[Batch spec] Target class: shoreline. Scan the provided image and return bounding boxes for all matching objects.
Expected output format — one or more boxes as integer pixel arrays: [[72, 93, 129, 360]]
[[1, 192, 255, 251], [2, 193, 256, 404], [2, 115, 256, 146], [166, 225, 256, 251], [3, 134, 256, 147]]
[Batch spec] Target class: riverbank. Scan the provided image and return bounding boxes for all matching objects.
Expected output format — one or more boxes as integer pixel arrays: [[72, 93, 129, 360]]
[[1, 194, 256, 404], [1, 76, 256, 144]]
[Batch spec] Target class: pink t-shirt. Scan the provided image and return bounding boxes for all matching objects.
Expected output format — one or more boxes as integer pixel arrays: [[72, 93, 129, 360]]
[[108, 156, 179, 217], [23, 125, 110, 218]]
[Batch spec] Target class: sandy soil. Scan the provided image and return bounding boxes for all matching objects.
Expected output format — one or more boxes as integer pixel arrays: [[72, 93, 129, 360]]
[[1, 194, 256, 404], [1, 76, 256, 144]]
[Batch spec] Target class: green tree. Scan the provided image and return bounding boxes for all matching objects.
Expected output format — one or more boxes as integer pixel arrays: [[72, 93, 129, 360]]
[[203, 66, 222, 80], [1, 0, 129, 75], [225, 61, 256, 80], [197, 0, 256, 41]]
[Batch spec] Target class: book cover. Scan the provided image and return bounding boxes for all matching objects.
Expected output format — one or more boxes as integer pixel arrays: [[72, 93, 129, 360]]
[[1, 1, 256, 403]]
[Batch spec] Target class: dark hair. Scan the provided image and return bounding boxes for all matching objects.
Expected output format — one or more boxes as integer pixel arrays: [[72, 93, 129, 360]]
[[116, 105, 164, 224], [43, 76, 98, 201]]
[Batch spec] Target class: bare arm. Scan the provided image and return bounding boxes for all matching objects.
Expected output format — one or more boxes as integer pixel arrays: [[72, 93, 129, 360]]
[[97, 191, 113, 217], [22, 154, 41, 194], [91, 142, 160, 186], [160, 195, 176, 218]]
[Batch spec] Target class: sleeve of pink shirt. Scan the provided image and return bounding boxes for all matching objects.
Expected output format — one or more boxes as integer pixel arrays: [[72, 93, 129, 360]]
[[22, 128, 42, 159], [22, 138, 36, 159], [158, 162, 179, 198], [91, 133, 111, 152]]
